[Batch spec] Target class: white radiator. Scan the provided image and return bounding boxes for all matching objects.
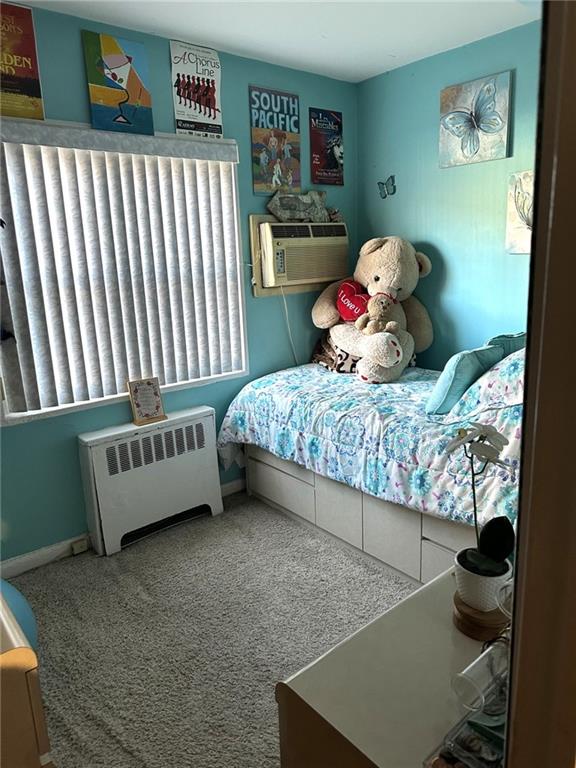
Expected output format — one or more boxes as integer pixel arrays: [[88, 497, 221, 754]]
[[78, 406, 223, 555]]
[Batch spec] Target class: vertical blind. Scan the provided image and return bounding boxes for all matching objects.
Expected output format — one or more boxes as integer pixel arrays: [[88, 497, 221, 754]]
[[0, 125, 245, 416]]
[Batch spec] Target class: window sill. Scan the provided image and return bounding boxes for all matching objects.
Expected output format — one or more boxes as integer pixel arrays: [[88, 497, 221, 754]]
[[1, 368, 249, 426]]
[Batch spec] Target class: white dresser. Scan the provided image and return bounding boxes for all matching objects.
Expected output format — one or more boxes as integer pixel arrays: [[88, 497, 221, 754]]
[[276, 570, 482, 767]]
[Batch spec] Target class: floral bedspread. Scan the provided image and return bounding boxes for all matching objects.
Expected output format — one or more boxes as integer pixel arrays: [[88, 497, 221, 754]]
[[218, 356, 524, 526]]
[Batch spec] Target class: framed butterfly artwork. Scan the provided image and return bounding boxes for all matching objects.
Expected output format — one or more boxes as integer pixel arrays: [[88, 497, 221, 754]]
[[506, 171, 534, 253], [439, 71, 511, 167]]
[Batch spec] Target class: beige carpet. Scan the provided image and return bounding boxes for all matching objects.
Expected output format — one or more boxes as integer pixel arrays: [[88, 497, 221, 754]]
[[13, 493, 415, 768]]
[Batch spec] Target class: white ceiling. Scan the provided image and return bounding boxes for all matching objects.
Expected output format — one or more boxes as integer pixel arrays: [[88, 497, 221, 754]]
[[28, 1, 541, 82]]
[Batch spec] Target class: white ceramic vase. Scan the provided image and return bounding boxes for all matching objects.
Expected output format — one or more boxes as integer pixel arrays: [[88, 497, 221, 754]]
[[454, 550, 512, 612]]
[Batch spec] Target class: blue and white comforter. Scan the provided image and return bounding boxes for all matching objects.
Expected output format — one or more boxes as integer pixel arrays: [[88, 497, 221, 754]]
[[218, 356, 523, 526]]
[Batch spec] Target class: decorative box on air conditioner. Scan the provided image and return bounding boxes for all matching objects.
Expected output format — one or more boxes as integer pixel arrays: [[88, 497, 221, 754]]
[[78, 406, 223, 556]]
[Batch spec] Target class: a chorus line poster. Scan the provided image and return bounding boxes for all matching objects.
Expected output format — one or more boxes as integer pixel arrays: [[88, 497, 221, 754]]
[[171, 40, 222, 138], [310, 108, 343, 185], [0, 2, 44, 120], [249, 85, 300, 194]]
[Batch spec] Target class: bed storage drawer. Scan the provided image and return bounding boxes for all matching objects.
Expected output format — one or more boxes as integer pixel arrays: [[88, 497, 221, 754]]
[[363, 496, 421, 580], [422, 515, 476, 552], [246, 445, 314, 485], [421, 540, 455, 583], [247, 458, 315, 524], [315, 475, 363, 549]]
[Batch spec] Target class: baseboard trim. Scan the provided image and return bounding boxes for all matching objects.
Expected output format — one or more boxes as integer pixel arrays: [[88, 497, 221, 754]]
[[221, 478, 246, 497], [1, 481, 246, 578], [0, 536, 89, 579]]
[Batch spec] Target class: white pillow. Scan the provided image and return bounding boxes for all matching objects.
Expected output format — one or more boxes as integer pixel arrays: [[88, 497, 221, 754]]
[[449, 348, 525, 418]]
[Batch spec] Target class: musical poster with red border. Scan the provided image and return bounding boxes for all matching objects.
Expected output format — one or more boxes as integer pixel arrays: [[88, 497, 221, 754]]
[[310, 108, 343, 185], [0, 2, 44, 119]]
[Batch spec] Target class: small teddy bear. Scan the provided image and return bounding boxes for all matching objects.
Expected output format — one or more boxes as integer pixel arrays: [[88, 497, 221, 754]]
[[355, 293, 397, 335]]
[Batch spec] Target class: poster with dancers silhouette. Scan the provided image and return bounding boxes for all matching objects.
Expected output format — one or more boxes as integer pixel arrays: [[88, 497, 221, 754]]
[[310, 108, 343, 185], [170, 40, 222, 138], [249, 85, 301, 194]]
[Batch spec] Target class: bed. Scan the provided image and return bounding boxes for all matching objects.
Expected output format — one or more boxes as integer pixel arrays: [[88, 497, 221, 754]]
[[218, 350, 524, 580]]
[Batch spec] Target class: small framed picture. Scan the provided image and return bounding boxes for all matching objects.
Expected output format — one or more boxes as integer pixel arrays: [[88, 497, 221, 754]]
[[127, 377, 167, 426]]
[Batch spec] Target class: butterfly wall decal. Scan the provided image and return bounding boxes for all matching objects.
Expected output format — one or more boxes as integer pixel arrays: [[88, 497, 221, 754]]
[[377, 175, 396, 199], [441, 77, 505, 159]]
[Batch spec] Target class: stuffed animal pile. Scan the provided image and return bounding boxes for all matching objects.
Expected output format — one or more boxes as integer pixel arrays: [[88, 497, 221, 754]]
[[311, 236, 433, 383]]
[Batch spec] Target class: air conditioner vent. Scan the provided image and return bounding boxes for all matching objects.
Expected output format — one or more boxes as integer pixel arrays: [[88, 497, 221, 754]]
[[311, 224, 347, 237], [259, 219, 349, 288], [286, 251, 348, 282], [105, 422, 208, 476], [270, 224, 310, 238]]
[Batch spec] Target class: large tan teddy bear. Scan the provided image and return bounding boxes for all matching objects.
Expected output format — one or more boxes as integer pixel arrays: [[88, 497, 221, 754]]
[[311, 236, 433, 383]]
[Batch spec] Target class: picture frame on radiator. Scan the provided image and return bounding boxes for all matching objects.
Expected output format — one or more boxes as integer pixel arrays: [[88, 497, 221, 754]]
[[127, 377, 167, 426]]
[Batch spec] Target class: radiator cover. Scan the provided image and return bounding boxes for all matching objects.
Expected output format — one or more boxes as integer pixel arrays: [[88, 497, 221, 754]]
[[79, 406, 223, 555]]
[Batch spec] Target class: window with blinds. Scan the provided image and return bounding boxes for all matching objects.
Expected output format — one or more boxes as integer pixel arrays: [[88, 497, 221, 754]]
[[0, 123, 246, 417]]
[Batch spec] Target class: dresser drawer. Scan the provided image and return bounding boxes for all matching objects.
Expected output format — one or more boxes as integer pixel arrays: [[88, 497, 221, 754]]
[[421, 540, 456, 583], [246, 445, 314, 485], [247, 458, 315, 523], [363, 496, 421, 580], [422, 515, 476, 552], [315, 475, 363, 549]]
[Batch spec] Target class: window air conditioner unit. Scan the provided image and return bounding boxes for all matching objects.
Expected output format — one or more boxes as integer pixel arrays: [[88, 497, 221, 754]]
[[260, 222, 349, 288], [78, 406, 223, 555]]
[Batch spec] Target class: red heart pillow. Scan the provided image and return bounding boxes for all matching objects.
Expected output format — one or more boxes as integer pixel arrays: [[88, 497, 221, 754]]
[[337, 280, 369, 322]]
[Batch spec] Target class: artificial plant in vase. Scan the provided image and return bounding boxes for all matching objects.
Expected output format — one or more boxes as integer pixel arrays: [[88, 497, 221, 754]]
[[447, 423, 516, 612]]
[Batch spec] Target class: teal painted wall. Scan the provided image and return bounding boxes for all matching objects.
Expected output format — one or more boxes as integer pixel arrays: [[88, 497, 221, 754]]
[[0, 8, 358, 560], [357, 22, 541, 369], [1, 13, 542, 561]]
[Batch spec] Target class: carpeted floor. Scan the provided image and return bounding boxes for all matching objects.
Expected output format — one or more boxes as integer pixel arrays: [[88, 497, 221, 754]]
[[13, 493, 416, 768]]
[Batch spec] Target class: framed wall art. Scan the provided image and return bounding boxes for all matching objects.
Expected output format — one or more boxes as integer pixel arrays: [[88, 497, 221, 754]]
[[506, 170, 534, 253], [439, 71, 511, 167], [249, 85, 301, 194], [310, 108, 343, 185], [127, 377, 167, 425], [0, 2, 44, 120], [82, 30, 154, 135], [170, 40, 222, 138]]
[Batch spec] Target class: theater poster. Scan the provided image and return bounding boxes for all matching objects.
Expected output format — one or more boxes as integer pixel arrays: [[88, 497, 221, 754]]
[[310, 108, 343, 185], [249, 85, 300, 195], [171, 40, 222, 138], [0, 2, 44, 119]]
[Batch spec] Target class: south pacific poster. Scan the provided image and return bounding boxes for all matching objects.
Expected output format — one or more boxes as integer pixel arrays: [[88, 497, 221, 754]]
[[0, 2, 44, 119], [249, 85, 301, 194], [170, 40, 222, 138], [310, 108, 343, 185], [82, 30, 154, 135]]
